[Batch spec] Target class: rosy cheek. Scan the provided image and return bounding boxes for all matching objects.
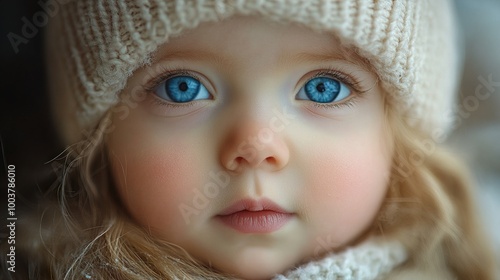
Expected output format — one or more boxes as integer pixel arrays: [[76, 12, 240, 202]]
[[303, 142, 390, 246], [111, 142, 200, 233]]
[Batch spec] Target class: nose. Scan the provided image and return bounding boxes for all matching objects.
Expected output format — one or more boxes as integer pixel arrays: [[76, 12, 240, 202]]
[[220, 121, 290, 173]]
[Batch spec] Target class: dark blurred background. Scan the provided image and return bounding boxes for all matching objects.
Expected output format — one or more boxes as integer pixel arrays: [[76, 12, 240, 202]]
[[0, 0, 499, 275], [0, 0, 61, 232]]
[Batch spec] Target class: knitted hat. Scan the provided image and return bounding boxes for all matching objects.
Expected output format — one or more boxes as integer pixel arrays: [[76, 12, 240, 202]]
[[45, 0, 459, 145]]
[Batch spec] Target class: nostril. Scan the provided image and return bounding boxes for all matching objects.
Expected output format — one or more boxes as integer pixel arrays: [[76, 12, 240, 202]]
[[265, 157, 277, 165], [221, 137, 289, 171], [235, 157, 244, 165], [227, 157, 244, 170]]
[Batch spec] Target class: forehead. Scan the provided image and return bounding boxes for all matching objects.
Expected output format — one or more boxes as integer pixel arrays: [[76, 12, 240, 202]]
[[152, 16, 364, 67]]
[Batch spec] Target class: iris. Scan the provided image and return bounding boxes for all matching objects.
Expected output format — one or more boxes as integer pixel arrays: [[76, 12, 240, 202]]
[[153, 74, 211, 103], [164, 76, 205, 103], [304, 77, 341, 103]]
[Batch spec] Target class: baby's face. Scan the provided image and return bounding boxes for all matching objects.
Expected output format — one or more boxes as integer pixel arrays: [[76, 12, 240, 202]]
[[107, 17, 393, 279]]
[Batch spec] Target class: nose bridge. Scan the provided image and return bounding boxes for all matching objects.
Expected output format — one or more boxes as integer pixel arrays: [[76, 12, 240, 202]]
[[219, 106, 290, 172]]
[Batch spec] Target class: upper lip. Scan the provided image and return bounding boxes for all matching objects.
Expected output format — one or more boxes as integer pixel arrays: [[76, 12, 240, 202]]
[[217, 198, 290, 216]]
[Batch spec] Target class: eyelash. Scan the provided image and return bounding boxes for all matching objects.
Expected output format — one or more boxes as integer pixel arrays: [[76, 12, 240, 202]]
[[142, 66, 366, 110], [304, 68, 366, 110], [142, 66, 204, 109]]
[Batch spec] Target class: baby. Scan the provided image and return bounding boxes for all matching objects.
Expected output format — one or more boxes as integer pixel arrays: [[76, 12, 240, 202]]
[[12, 0, 497, 279]]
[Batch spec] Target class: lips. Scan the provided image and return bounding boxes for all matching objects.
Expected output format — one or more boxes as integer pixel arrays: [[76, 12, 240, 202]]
[[216, 198, 293, 233]]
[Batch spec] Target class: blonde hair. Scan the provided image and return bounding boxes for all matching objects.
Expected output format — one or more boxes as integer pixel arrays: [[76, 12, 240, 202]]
[[12, 101, 494, 280], [374, 104, 496, 279], [17, 112, 235, 279], [13, 98, 496, 279]]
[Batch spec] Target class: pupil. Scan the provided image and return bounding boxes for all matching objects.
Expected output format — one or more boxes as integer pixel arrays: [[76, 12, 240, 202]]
[[316, 83, 325, 93], [179, 82, 188, 92]]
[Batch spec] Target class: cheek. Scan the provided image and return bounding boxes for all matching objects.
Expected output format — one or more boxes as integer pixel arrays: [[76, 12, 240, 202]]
[[303, 133, 391, 246], [109, 139, 201, 234]]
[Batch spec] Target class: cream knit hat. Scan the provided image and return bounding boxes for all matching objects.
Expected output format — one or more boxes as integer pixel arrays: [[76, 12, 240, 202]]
[[45, 0, 459, 145]]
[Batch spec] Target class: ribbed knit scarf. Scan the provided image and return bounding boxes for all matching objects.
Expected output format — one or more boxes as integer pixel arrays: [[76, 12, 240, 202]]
[[273, 238, 407, 280]]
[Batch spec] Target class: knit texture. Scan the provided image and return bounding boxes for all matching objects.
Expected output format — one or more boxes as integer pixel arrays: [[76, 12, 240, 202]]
[[45, 0, 459, 144], [273, 238, 407, 280]]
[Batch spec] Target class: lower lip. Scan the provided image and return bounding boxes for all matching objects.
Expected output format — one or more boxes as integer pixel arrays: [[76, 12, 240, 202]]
[[217, 211, 292, 233]]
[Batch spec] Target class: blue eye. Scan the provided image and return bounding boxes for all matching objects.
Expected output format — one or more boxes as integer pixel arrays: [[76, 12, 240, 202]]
[[296, 76, 351, 103], [155, 75, 210, 103]]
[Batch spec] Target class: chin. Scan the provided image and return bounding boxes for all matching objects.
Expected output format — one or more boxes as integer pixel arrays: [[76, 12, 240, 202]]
[[225, 265, 282, 280], [210, 249, 296, 280]]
